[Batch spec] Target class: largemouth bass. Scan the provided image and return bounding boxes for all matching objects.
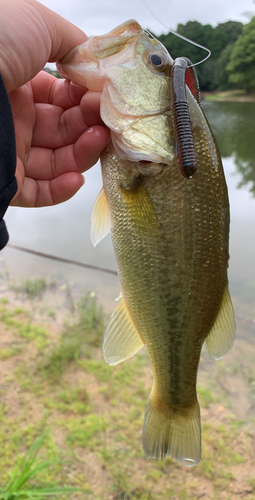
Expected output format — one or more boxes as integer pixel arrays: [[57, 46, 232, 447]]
[[57, 20, 235, 466]]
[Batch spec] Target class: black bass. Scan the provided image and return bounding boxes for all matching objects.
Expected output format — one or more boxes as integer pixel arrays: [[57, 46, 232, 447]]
[[57, 20, 235, 466]]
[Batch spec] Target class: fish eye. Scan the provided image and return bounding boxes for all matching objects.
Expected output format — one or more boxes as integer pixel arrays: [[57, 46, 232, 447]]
[[148, 52, 168, 72]]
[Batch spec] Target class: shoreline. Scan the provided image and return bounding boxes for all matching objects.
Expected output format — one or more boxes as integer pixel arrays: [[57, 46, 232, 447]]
[[202, 90, 255, 102]]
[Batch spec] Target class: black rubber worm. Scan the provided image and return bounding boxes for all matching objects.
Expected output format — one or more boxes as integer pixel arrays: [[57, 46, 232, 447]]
[[171, 57, 201, 179]]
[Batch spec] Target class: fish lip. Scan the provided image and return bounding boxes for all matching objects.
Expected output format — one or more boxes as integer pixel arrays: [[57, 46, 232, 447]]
[[58, 41, 93, 65], [57, 42, 99, 81], [138, 160, 152, 164]]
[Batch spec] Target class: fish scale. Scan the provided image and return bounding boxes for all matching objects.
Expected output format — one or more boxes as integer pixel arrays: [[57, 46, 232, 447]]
[[101, 140, 221, 406], [57, 19, 235, 466]]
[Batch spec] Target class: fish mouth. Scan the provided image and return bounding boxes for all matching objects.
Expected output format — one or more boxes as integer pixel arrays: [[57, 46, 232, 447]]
[[57, 42, 100, 88], [57, 21, 141, 88], [58, 41, 96, 67]]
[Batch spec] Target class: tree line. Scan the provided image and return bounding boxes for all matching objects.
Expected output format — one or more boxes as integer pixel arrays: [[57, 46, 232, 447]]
[[157, 17, 255, 92]]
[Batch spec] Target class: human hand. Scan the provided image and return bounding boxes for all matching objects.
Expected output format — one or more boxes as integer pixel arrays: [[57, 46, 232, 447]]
[[0, 0, 110, 207], [10, 71, 110, 207]]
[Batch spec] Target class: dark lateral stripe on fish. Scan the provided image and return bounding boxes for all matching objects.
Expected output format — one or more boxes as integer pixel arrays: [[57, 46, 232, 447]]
[[171, 57, 198, 179]]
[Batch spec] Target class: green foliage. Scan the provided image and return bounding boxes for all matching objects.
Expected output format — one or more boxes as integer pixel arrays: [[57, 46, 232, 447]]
[[227, 16, 255, 91], [197, 386, 215, 408], [65, 414, 107, 448], [157, 20, 243, 91], [0, 347, 21, 360], [39, 334, 81, 382], [0, 429, 84, 499], [76, 291, 105, 347], [213, 43, 235, 90], [213, 21, 244, 53], [0, 284, 254, 498], [39, 292, 105, 381], [11, 277, 56, 300], [45, 387, 90, 414], [0, 305, 48, 350], [0, 298, 8, 304]]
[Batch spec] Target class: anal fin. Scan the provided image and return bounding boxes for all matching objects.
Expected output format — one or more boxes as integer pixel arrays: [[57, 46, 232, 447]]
[[205, 285, 235, 360], [103, 299, 145, 365]]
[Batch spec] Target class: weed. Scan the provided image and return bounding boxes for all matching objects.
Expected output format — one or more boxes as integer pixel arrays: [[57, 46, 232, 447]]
[[78, 359, 111, 382], [197, 386, 215, 408], [11, 278, 47, 299], [0, 305, 48, 350], [0, 347, 20, 360], [0, 297, 8, 304], [14, 307, 28, 316], [65, 414, 108, 448], [39, 337, 80, 381], [45, 387, 90, 415], [48, 309, 56, 319], [76, 291, 105, 347], [10, 277, 57, 300], [0, 283, 254, 499], [38, 292, 106, 382], [0, 429, 86, 499]]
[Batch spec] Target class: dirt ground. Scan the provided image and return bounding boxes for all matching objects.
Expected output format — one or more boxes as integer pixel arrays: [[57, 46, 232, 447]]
[[0, 277, 255, 499]]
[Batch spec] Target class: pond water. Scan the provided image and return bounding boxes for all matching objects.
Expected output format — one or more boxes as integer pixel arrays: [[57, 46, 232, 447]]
[[1, 101, 255, 337]]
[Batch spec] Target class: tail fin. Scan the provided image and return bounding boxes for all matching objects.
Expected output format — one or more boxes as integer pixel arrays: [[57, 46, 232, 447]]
[[142, 395, 201, 466]]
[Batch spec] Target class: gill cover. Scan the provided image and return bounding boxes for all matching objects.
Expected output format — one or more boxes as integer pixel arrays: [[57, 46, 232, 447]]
[[57, 20, 175, 165]]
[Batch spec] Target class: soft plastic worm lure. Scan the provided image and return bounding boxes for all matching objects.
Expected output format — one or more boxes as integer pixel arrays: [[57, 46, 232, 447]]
[[171, 57, 201, 179]]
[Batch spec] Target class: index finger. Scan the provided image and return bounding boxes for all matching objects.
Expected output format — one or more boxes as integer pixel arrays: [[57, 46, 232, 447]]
[[31, 71, 88, 108]]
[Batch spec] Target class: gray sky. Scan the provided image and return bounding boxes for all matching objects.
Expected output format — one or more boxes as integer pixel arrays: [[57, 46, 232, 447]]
[[41, 0, 254, 37]]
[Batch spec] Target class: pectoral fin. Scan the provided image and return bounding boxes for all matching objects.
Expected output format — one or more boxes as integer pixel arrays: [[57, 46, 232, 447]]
[[90, 187, 111, 247], [103, 298, 145, 365], [205, 286, 235, 360]]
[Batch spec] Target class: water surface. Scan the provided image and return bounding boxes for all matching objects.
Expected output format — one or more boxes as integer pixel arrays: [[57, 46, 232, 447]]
[[2, 102, 255, 333]]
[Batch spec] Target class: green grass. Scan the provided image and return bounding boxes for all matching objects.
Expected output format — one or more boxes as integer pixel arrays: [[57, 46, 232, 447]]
[[0, 282, 254, 499], [197, 386, 215, 408], [204, 89, 252, 101], [0, 347, 21, 360], [45, 387, 90, 414], [65, 414, 108, 448], [0, 429, 86, 499], [10, 277, 56, 300], [38, 291, 106, 382], [0, 305, 48, 351]]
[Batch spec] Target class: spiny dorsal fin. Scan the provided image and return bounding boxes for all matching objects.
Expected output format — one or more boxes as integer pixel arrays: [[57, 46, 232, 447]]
[[90, 187, 111, 247], [103, 298, 145, 365], [205, 285, 235, 360]]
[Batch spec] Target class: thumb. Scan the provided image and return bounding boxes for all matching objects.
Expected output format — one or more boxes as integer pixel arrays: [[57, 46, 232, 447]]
[[0, 0, 87, 92]]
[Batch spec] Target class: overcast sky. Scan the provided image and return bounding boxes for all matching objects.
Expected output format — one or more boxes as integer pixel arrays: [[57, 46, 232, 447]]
[[40, 0, 254, 37]]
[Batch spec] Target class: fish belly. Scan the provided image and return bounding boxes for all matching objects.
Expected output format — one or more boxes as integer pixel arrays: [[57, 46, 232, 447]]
[[101, 140, 231, 465]]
